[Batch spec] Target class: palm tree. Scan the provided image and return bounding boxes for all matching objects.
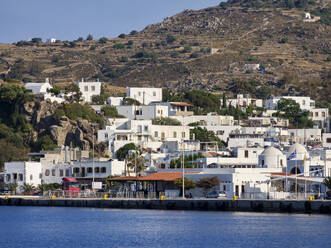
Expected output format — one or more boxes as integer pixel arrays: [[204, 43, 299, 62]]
[[7, 183, 18, 195], [38, 183, 49, 195], [126, 151, 147, 176], [21, 183, 35, 194]]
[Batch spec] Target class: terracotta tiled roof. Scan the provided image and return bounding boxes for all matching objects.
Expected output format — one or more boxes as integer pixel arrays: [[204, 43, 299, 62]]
[[170, 102, 193, 107], [108, 172, 198, 182]]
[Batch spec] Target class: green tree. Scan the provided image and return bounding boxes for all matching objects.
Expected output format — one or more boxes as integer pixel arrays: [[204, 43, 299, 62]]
[[222, 93, 227, 108], [7, 183, 18, 195], [123, 97, 141, 106], [196, 176, 220, 194], [33, 135, 57, 151], [86, 34, 93, 40], [116, 143, 139, 160], [64, 83, 82, 103], [174, 177, 196, 194], [102, 106, 124, 118], [190, 127, 225, 149], [21, 183, 35, 194]]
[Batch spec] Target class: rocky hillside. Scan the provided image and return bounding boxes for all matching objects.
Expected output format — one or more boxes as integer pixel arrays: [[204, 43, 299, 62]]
[[0, 0, 330, 102]]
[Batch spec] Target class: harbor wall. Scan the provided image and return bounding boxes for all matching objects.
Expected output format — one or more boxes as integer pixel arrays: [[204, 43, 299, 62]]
[[1, 197, 331, 214]]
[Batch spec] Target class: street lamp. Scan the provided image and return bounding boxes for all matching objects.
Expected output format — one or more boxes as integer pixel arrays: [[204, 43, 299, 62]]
[[181, 140, 185, 199]]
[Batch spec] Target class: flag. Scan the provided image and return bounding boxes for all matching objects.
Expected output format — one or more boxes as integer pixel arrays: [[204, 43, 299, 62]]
[[303, 154, 306, 167], [288, 150, 296, 160]]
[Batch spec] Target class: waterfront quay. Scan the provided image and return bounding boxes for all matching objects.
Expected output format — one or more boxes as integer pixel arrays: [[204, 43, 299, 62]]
[[1, 196, 331, 215]]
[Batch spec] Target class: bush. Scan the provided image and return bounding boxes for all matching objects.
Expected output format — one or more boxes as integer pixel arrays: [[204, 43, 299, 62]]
[[99, 37, 108, 44], [279, 37, 288, 44], [118, 33, 126, 39], [113, 43, 125, 49], [86, 34, 93, 40], [102, 106, 124, 118], [58, 103, 105, 126], [183, 46, 192, 53], [34, 135, 57, 151], [152, 117, 181, 126], [127, 40, 134, 46], [120, 56, 128, 62], [130, 30, 138, 35], [166, 35, 176, 44]]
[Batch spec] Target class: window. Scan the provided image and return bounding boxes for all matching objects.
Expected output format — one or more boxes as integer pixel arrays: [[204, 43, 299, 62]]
[[6, 174, 10, 181], [182, 132, 185, 138], [157, 110, 160, 114], [302, 100, 306, 105], [315, 112, 318, 117], [262, 160, 264, 166], [84, 86, 88, 92], [95, 167, 100, 173], [19, 174, 23, 181], [65, 169, 70, 177], [223, 185, 226, 191], [73, 167, 80, 173], [52, 169, 56, 176], [244, 150, 249, 158], [138, 125, 142, 133], [154, 131, 158, 138], [138, 92, 141, 96], [45, 169, 50, 176], [138, 136, 142, 141], [322, 112, 326, 117], [60, 169, 64, 177], [13, 173, 17, 180], [280, 159, 283, 166], [30, 175, 33, 180], [91, 86, 95, 91], [144, 126, 148, 131], [173, 132, 177, 138], [326, 138, 331, 143], [87, 167, 93, 173], [153, 91, 156, 96], [101, 167, 107, 173], [39, 173, 42, 179], [105, 133, 108, 139]]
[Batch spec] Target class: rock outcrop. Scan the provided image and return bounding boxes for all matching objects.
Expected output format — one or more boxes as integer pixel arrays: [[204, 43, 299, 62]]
[[23, 99, 99, 150]]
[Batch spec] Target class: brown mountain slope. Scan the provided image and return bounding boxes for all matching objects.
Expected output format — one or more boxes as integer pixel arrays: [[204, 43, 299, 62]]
[[0, 1, 330, 102]]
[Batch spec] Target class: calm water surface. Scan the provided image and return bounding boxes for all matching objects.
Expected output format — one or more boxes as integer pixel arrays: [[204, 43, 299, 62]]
[[0, 206, 330, 248]]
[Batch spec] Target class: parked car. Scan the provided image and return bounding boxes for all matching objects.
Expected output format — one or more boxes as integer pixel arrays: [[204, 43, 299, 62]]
[[206, 191, 227, 199]]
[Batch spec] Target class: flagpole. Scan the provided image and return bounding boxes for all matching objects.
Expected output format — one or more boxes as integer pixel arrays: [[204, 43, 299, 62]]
[[295, 159, 298, 200]]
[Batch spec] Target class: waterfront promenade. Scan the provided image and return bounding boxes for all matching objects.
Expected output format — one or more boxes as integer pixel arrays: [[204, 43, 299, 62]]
[[1, 196, 331, 214]]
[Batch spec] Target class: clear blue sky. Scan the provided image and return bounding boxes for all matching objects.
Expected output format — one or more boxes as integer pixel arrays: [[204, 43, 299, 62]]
[[0, 0, 223, 43]]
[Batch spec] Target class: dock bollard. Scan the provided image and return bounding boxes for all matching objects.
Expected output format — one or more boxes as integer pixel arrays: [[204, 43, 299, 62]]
[[160, 195, 165, 200], [309, 196, 314, 201], [104, 194, 108, 200], [51, 196, 56, 200], [233, 196, 238, 201], [4, 195, 9, 200]]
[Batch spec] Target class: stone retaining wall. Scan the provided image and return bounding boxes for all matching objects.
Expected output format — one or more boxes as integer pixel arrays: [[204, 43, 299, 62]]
[[1, 198, 330, 214]]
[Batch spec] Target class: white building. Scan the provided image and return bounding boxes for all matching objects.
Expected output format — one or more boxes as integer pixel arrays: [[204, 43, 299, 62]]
[[172, 114, 234, 126], [322, 133, 331, 148], [42, 163, 72, 184], [46, 38, 56, 43], [288, 128, 322, 145], [117, 105, 168, 120], [25, 78, 64, 103], [309, 108, 330, 132], [107, 97, 124, 106], [151, 102, 194, 116], [222, 94, 263, 109], [258, 147, 287, 169], [77, 80, 101, 103], [72, 160, 125, 179], [3, 162, 42, 193], [126, 87, 162, 105], [265, 96, 315, 111]]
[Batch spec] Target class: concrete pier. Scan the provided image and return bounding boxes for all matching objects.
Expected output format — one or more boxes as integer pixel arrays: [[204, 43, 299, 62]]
[[0, 197, 331, 214]]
